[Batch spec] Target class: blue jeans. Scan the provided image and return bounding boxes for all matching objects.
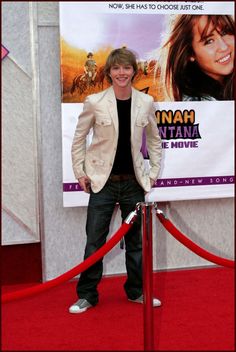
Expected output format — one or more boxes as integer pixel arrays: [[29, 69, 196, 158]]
[[76, 178, 145, 305]]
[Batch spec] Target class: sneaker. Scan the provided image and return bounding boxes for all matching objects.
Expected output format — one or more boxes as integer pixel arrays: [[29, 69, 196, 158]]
[[69, 298, 93, 314], [128, 294, 161, 307]]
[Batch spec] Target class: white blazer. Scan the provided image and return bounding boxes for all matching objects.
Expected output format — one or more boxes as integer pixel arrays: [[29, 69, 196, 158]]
[[71, 86, 162, 193]]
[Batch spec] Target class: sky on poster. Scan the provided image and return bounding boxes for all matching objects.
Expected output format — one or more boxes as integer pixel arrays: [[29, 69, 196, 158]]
[[60, 11, 166, 59]]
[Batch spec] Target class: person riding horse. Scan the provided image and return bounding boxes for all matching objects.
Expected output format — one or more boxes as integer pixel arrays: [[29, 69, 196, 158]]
[[80, 52, 97, 84]]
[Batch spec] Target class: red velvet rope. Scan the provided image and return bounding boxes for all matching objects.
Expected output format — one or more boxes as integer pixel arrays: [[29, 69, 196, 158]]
[[2, 222, 133, 303], [156, 210, 234, 268]]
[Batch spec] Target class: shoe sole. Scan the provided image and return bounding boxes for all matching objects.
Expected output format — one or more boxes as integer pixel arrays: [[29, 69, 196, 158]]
[[128, 298, 161, 307], [69, 307, 91, 314], [69, 306, 91, 314]]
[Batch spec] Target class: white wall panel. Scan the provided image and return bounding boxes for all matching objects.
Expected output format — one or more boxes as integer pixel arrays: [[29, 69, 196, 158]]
[[2, 2, 32, 76], [2, 2, 40, 244]]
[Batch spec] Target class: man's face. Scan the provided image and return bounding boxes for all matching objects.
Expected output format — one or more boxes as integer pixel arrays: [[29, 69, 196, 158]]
[[109, 63, 134, 88]]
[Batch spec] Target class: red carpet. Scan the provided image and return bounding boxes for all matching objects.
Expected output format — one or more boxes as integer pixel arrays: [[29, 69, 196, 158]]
[[1, 267, 234, 351]]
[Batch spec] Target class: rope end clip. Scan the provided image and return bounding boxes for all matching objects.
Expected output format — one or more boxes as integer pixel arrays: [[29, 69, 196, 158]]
[[154, 203, 168, 220]]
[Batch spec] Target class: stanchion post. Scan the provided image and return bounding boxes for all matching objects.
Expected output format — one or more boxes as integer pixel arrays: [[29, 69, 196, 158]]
[[141, 202, 154, 351]]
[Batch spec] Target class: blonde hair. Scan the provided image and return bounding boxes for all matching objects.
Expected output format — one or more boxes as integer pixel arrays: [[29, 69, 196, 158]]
[[104, 47, 138, 84]]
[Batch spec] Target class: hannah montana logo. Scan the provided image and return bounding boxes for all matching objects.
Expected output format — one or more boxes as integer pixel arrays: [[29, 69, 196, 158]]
[[155, 109, 201, 140]]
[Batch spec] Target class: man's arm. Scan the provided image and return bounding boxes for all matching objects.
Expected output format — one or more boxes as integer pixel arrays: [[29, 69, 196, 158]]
[[146, 101, 162, 182], [71, 97, 95, 180]]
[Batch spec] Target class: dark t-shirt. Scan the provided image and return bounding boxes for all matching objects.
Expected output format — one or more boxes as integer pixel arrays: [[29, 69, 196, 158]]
[[111, 98, 135, 175]]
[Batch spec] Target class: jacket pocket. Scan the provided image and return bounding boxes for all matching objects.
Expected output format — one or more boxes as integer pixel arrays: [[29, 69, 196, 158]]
[[136, 114, 149, 127], [95, 116, 112, 126], [94, 116, 113, 139], [86, 155, 105, 167], [85, 155, 105, 177]]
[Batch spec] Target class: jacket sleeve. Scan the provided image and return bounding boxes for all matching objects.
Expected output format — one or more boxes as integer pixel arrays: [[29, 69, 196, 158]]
[[146, 100, 162, 181], [71, 97, 95, 180]]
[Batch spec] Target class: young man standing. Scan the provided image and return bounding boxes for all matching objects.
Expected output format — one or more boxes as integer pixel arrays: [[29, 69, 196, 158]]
[[70, 48, 162, 313]]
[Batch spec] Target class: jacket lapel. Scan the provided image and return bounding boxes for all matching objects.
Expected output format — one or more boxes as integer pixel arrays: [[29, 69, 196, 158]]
[[105, 87, 141, 136], [107, 87, 119, 133], [131, 88, 141, 136]]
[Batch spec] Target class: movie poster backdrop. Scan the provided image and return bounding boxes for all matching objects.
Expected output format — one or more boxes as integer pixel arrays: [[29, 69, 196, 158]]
[[59, 1, 234, 206]]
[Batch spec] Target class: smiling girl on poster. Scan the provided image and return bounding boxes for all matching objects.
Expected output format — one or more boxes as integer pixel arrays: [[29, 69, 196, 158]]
[[156, 15, 234, 101]]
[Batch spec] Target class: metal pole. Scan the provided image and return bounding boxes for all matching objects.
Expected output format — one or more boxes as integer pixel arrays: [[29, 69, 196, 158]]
[[141, 202, 154, 351]]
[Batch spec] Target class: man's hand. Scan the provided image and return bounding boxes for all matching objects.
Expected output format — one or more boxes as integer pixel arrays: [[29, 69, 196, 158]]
[[145, 178, 156, 195], [78, 176, 91, 193]]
